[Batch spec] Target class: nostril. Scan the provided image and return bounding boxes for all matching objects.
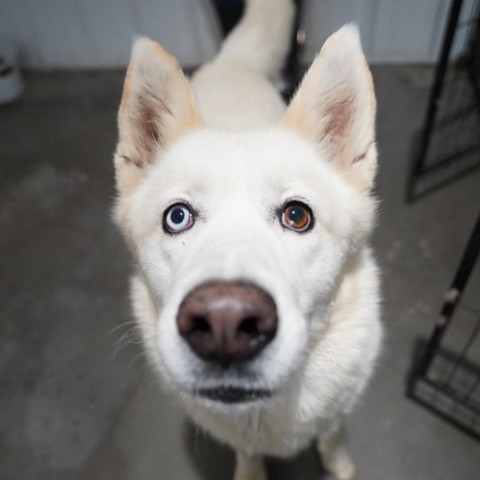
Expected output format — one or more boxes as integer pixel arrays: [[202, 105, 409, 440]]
[[190, 315, 211, 334], [238, 316, 260, 335], [177, 311, 212, 337]]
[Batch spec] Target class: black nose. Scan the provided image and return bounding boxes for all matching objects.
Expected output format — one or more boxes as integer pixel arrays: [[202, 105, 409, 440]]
[[176, 281, 278, 367]]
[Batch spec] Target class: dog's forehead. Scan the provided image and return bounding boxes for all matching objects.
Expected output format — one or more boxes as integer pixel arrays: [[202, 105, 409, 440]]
[[157, 129, 337, 195]]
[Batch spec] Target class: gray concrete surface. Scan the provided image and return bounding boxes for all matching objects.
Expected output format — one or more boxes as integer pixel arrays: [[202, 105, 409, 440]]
[[1, 66, 479, 480]]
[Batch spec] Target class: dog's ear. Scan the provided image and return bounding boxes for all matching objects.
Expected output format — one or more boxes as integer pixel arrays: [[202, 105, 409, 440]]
[[115, 38, 201, 196], [282, 25, 377, 191]]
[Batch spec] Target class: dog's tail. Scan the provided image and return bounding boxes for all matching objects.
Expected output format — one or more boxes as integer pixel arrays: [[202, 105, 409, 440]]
[[214, 0, 295, 79]]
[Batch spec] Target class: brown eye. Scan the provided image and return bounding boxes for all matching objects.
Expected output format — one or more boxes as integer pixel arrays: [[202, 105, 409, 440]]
[[280, 202, 313, 232]]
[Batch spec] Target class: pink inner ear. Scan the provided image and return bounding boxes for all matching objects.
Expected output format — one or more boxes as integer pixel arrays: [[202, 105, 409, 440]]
[[324, 97, 354, 141], [319, 80, 355, 147], [139, 101, 161, 157], [136, 86, 174, 162]]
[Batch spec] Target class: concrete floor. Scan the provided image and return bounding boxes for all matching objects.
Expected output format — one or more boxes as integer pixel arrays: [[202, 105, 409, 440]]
[[1, 66, 479, 480]]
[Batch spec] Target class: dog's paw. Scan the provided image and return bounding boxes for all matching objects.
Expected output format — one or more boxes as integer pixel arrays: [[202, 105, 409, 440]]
[[234, 453, 267, 480], [327, 456, 356, 480], [234, 467, 267, 480], [318, 427, 356, 480]]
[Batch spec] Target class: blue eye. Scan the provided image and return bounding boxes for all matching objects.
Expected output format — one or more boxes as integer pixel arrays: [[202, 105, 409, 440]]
[[164, 203, 194, 233]]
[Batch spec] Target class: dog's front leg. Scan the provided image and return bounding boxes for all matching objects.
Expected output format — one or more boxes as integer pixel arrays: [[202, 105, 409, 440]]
[[317, 426, 356, 480], [233, 452, 266, 480]]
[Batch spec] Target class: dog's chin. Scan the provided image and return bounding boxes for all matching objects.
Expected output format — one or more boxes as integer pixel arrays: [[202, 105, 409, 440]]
[[195, 386, 273, 406]]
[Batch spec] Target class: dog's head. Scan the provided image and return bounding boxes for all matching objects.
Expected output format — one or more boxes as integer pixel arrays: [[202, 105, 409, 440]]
[[114, 26, 377, 407]]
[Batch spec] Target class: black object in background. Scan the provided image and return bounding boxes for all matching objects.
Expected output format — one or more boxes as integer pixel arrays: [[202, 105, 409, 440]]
[[407, 0, 480, 202]]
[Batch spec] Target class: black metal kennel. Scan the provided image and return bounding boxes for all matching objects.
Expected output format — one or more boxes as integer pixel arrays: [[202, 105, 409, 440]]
[[408, 212, 480, 440], [407, 0, 480, 441], [407, 0, 480, 202]]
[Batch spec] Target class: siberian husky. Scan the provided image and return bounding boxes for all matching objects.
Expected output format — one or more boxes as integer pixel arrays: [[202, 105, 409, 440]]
[[113, 0, 382, 478]]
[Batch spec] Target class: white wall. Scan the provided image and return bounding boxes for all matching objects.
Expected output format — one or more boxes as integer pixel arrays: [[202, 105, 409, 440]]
[[0, 0, 475, 69], [300, 0, 448, 64], [0, 0, 222, 69], [300, 0, 476, 64]]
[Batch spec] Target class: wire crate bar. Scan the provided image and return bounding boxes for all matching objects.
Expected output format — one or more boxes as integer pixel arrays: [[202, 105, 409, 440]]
[[407, 0, 480, 202], [408, 213, 480, 440]]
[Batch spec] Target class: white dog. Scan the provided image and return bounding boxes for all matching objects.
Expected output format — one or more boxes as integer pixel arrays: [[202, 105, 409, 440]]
[[113, 1, 382, 479]]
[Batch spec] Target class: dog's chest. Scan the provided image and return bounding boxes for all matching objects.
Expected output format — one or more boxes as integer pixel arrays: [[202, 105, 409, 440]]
[[189, 399, 325, 457]]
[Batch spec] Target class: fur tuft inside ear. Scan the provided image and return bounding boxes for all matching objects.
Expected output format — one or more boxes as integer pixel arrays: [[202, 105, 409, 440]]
[[281, 24, 377, 191], [115, 37, 201, 196]]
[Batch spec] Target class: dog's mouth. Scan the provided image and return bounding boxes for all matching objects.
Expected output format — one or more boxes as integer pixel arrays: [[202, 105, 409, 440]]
[[196, 386, 272, 404]]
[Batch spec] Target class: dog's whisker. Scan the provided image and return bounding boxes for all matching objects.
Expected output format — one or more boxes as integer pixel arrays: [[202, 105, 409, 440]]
[[110, 326, 143, 379], [127, 350, 149, 371], [108, 320, 139, 337]]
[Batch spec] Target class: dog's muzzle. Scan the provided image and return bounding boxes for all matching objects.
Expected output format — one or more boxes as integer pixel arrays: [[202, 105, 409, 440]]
[[176, 281, 278, 371]]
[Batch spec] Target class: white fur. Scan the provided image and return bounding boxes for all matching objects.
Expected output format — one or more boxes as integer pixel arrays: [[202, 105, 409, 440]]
[[114, 1, 382, 479], [190, 0, 294, 129]]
